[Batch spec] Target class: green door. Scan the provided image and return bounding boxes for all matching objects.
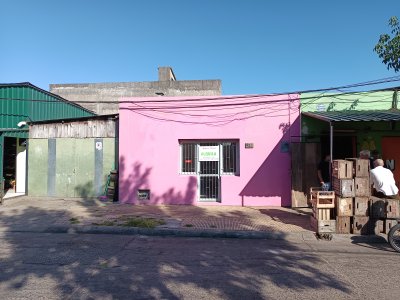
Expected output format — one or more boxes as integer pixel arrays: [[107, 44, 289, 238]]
[[74, 139, 95, 197], [56, 139, 77, 197]]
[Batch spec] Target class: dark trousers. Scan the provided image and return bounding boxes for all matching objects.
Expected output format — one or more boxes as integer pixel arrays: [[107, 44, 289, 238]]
[[373, 191, 400, 200]]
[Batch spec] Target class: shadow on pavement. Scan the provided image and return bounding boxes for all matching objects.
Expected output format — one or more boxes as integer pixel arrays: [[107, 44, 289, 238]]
[[258, 208, 312, 231], [0, 202, 354, 298], [350, 235, 395, 252]]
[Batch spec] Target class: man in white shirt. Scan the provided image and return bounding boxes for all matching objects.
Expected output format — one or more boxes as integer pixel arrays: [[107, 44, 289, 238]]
[[370, 159, 399, 199]]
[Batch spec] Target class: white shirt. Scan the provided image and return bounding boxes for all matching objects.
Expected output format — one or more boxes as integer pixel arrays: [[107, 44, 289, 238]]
[[370, 166, 399, 196]]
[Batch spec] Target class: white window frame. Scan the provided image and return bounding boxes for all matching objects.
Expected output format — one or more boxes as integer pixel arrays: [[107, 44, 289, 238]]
[[179, 140, 239, 176]]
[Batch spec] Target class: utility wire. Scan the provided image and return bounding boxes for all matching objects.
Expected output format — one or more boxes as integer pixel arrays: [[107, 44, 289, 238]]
[[1, 75, 400, 105]]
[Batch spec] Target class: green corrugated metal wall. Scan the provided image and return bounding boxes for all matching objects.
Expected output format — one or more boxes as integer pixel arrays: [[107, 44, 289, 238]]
[[0, 85, 94, 130], [0, 83, 95, 182], [28, 138, 115, 197]]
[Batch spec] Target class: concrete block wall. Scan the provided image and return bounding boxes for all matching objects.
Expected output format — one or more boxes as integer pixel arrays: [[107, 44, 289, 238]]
[[50, 67, 221, 115]]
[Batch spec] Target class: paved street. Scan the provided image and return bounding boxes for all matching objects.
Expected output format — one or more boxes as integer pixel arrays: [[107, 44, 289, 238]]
[[1, 197, 400, 299], [0, 231, 399, 299]]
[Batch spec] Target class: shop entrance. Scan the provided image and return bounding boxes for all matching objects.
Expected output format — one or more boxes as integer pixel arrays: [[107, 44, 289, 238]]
[[320, 136, 356, 159], [180, 141, 238, 202], [198, 143, 220, 201], [381, 137, 400, 187], [2, 137, 26, 195]]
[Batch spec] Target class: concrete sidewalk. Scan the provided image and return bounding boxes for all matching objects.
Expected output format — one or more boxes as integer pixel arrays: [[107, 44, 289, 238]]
[[0, 196, 388, 243]]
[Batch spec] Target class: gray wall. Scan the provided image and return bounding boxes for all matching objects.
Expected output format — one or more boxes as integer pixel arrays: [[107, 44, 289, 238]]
[[50, 67, 222, 115]]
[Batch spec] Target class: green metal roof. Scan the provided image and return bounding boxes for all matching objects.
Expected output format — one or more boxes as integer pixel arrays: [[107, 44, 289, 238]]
[[302, 110, 400, 122], [0, 82, 96, 130]]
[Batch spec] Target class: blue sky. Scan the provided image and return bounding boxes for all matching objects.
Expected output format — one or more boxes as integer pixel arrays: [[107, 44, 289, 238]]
[[1, 0, 399, 95]]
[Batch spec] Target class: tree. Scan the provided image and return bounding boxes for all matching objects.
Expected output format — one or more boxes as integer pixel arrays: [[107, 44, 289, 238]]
[[374, 16, 400, 72]]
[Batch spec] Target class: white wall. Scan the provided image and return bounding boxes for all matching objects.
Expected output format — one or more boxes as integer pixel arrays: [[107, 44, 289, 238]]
[[16, 138, 26, 193]]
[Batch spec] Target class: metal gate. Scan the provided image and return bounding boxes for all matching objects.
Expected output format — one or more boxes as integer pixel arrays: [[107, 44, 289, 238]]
[[198, 143, 220, 201]]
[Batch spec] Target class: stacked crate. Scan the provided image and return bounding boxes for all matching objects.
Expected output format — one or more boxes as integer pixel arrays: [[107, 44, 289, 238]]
[[349, 158, 371, 234], [332, 160, 354, 234], [370, 197, 400, 234], [333, 158, 400, 234], [310, 187, 336, 233]]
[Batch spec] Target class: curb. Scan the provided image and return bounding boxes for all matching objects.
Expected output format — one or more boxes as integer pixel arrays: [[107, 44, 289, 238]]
[[44, 225, 305, 240], [1, 225, 389, 243]]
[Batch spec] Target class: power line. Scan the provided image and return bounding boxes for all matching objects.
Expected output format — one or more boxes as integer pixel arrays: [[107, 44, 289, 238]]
[[1, 75, 400, 105]]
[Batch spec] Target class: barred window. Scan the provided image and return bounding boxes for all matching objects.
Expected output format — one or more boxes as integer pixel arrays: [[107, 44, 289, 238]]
[[181, 143, 197, 173], [222, 142, 237, 174], [180, 141, 238, 175]]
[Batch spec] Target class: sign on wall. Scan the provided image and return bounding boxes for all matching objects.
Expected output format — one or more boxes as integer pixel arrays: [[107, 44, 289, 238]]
[[199, 146, 219, 161]]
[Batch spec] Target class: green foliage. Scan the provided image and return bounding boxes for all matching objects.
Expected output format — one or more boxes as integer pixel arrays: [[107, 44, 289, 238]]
[[122, 217, 165, 228], [92, 220, 116, 226], [69, 217, 80, 224], [374, 16, 400, 72]]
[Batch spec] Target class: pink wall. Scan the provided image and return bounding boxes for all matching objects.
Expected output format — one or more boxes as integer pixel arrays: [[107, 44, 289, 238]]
[[119, 94, 300, 206]]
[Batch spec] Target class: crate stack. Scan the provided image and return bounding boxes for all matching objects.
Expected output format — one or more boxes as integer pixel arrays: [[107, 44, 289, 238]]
[[311, 158, 399, 235], [332, 160, 355, 234], [310, 187, 336, 233], [370, 196, 400, 234]]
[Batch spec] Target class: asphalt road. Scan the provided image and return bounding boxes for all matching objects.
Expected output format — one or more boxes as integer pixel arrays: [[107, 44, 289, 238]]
[[0, 232, 399, 299]]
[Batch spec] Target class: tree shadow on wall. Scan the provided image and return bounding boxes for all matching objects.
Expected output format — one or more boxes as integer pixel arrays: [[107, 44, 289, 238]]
[[119, 156, 197, 205], [240, 118, 300, 207]]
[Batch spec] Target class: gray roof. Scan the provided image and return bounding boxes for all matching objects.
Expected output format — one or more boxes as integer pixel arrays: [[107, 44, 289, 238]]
[[302, 110, 400, 122]]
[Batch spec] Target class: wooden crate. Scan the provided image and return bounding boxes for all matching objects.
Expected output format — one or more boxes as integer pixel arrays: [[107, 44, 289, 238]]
[[352, 216, 371, 235], [332, 178, 355, 198], [346, 158, 369, 177], [384, 219, 399, 234], [310, 216, 336, 233], [386, 199, 400, 218], [354, 177, 370, 197], [354, 197, 369, 216], [336, 216, 351, 234], [370, 197, 386, 219], [370, 219, 384, 235], [335, 197, 353, 217], [313, 208, 332, 220], [310, 187, 335, 208], [332, 160, 353, 179]]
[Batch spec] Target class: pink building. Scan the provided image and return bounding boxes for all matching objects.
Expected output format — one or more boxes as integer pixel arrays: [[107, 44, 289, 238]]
[[119, 94, 300, 206]]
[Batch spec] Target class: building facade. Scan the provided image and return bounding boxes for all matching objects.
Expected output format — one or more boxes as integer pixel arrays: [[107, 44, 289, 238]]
[[28, 115, 117, 198], [50, 67, 222, 115], [291, 89, 400, 206], [119, 94, 300, 206], [0, 83, 95, 195]]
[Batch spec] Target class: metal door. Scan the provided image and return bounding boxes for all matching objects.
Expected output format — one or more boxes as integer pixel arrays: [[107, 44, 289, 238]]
[[381, 137, 400, 187], [56, 139, 76, 197], [291, 142, 320, 207], [198, 143, 220, 201]]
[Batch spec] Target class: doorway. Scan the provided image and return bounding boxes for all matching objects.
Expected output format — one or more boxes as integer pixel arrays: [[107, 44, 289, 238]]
[[381, 137, 400, 187], [320, 136, 356, 159], [180, 140, 239, 202], [2, 137, 26, 196]]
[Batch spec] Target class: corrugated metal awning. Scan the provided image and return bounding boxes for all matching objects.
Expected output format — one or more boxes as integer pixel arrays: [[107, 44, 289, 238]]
[[302, 110, 400, 122], [0, 129, 29, 138]]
